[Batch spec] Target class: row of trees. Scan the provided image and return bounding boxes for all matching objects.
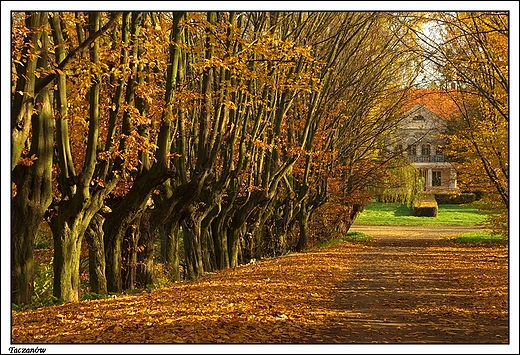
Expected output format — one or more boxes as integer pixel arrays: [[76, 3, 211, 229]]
[[11, 11, 508, 305]]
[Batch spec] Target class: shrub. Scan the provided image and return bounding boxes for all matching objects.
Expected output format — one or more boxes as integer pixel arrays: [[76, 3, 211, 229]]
[[82, 292, 111, 301], [12, 296, 64, 311], [35, 224, 53, 249], [413, 194, 438, 217], [434, 192, 476, 204], [34, 257, 54, 300]]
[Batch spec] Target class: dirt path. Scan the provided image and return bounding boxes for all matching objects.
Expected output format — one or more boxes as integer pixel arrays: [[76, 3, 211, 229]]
[[11, 225, 508, 345], [316, 224, 509, 343], [350, 224, 485, 240]]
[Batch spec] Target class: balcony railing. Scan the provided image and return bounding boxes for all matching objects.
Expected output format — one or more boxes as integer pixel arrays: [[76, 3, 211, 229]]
[[409, 155, 446, 163]]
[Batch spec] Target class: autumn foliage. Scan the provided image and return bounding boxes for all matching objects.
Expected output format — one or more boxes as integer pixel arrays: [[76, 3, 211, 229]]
[[10, 10, 508, 307]]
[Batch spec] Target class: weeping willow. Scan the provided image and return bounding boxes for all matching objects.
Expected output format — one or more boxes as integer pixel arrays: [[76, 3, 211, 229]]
[[372, 157, 424, 206]]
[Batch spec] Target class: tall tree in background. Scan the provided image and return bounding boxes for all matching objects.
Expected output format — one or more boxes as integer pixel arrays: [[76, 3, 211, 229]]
[[409, 12, 508, 236], [294, 12, 420, 245]]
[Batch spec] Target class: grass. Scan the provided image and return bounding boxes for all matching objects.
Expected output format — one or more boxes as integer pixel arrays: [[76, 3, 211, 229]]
[[451, 231, 507, 245], [354, 201, 486, 226]]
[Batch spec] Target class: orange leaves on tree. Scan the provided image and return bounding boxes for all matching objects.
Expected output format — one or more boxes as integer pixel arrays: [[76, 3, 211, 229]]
[[17, 154, 38, 167]]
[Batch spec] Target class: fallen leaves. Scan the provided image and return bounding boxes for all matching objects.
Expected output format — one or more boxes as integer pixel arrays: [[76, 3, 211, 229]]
[[11, 237, 508, 344]]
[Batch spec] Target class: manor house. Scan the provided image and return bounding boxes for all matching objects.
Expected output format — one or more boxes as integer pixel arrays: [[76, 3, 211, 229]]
[[392, 90, 459, 192]]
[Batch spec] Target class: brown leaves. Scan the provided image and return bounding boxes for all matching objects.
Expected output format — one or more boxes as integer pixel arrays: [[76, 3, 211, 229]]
[[17, 154, 38, 167], [11, 237, 508, 344], [12, 247, 345, 343]]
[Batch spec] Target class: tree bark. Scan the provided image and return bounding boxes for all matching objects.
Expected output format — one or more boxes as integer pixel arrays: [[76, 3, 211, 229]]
[[11, 13, 54, 304], [104, 167, 170, 292], [296, 201, 309, 252], [84, 213, 107, 294], [136, 212, 156, 288], [121, 222, 139, 290], [51, 216, 85, 302], [11, 94, 54, 303], [160, 218, 182, 282], [182, 216, 204, 280]]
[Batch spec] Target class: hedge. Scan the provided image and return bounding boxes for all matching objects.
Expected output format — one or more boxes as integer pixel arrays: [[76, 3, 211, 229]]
[[433, 192, 476, 204], [413, 194, 438, 217]]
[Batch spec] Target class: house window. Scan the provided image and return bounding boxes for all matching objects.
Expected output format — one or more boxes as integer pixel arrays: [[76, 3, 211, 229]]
[[407, 144, 417, 155], [435, 146, 443, 155], [396, 144, 403, 153], [421, 144, 431, 156], [432, 171, 442, 186], [413, 115, 425, 121]]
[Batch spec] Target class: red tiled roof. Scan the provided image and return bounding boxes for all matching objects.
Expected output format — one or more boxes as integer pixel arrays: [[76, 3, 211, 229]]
[[401, 89, 462, 120]]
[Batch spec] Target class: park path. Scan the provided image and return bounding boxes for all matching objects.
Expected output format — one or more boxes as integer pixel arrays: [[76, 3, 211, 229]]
[[313, 224, 509, 343], [11, 225, 508, 345]]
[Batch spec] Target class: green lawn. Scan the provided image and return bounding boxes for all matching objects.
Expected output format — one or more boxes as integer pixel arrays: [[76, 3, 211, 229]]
[[452, 231, 506, 244], [353, 202, 486, 226]]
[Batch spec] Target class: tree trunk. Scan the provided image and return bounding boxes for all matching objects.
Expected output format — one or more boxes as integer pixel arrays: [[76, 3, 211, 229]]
[[104, 168, 170, 293], [121, 223, 139, 290], [46, 12, 119, 303], [182, 217, 204, 280], [11, 12, 54, 306], [211, 215, 230, 269], [160, 219, 182, 282], [201, 226, 216, 273], [49, 189, 105, 302], [227, 223, 248, 268], [136, 212, 156, 288], [11, 210, 39, 305], [11, 98, 53, 305], [103, 8, 184, 292], [49, 11, 101, 302], [51, 218, 85, 302], [84, 213, 107, 294], [296, 201, 309, 252], [201, 211, 218, 272]]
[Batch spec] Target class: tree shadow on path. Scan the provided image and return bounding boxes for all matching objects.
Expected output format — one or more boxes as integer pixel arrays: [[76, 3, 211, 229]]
[[317, 230, 509, 344]]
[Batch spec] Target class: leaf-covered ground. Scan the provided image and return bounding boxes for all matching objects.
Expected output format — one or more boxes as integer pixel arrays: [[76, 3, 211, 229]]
[[11, 226, 508, 345]]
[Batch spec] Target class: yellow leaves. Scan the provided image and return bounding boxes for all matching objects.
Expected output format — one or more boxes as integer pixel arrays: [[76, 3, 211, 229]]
[[253, 139, 272, 150], [223, 100, 236, 110], [275, 313, 288, 321]]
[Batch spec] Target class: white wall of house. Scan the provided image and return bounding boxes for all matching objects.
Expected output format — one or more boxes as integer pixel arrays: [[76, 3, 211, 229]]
[[391, 104, 458, 192]]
